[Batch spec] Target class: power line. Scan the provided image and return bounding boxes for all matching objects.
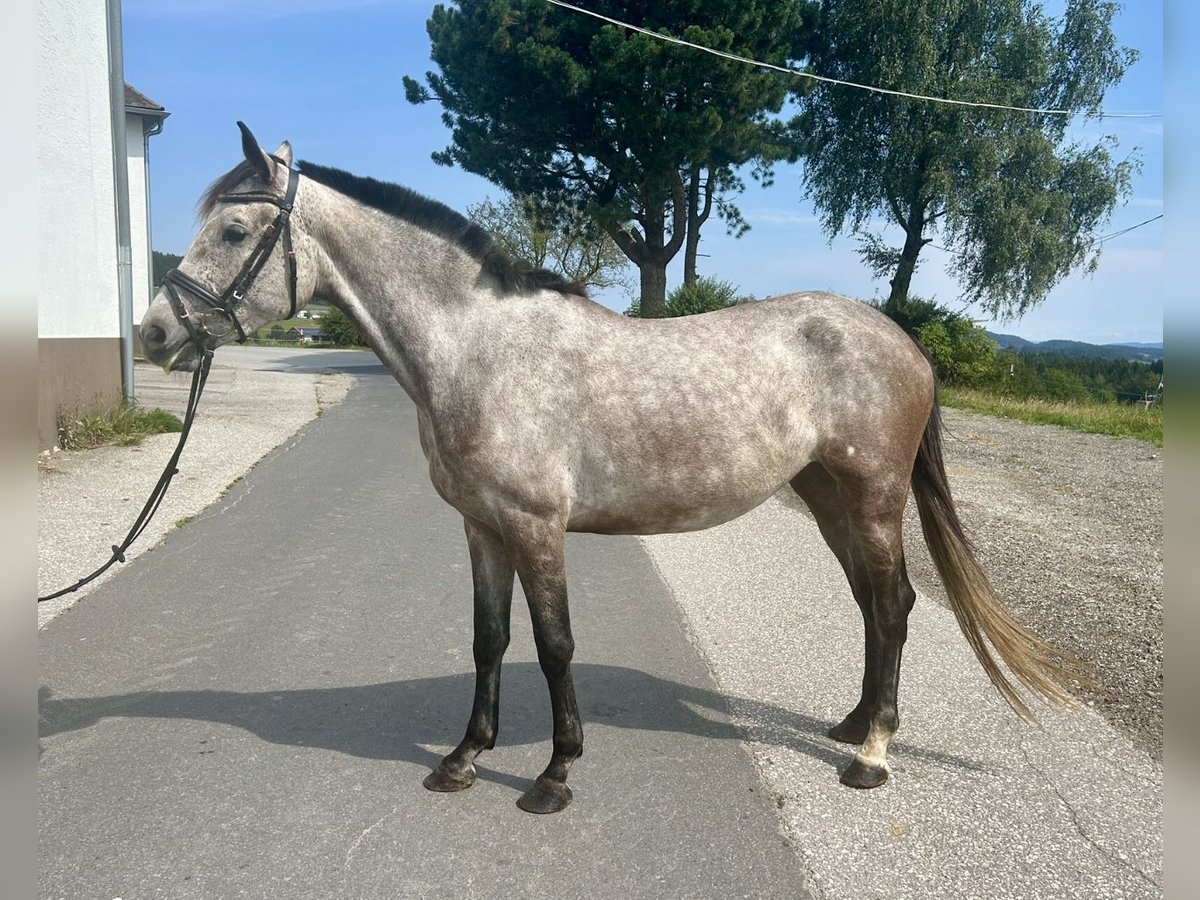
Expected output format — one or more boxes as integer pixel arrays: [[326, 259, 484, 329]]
[[925, 212, 1162, 258], [545, 0, 1161, 120], [1096, 214, 1163, 244]]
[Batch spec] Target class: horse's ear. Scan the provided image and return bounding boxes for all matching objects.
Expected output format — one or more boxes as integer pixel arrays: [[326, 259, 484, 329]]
[[237, 121, 275, 184], [272, 141, 294, 169]]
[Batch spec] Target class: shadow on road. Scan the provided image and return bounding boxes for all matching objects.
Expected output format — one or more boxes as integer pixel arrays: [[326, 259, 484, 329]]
[[276, 359, 390, 377], [39, 664, 990, 788], [269, 351, 389, 377]]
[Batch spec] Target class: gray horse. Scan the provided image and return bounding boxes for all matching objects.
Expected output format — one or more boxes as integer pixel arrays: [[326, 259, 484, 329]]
[[141, 125, 1081, 814]]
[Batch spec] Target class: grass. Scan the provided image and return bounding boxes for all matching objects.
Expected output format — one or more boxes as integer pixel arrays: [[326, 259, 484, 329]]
[[218, 475, 243, 499], [940, 387, 1163, 447], [57, 404, 184, 451]]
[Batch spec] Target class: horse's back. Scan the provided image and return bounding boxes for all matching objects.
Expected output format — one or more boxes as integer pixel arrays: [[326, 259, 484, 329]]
[[509, 291, 935, 534], [429, 290, 934, 536]]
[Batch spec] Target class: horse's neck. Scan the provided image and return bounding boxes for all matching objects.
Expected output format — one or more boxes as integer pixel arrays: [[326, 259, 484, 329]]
[[306, 190, 479, 406]]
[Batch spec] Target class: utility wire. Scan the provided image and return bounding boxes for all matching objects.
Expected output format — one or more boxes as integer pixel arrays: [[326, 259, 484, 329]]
[[545, 0, 1161, 120], [926, 212, 1162, 258], [1096, 213, 1162, 244]]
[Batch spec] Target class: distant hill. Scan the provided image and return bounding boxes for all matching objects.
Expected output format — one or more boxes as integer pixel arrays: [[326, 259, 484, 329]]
[[986, 331, 1163, 363]]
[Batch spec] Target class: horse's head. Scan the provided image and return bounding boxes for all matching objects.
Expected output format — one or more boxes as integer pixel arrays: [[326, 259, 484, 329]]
[[141, 123, 314, 371]]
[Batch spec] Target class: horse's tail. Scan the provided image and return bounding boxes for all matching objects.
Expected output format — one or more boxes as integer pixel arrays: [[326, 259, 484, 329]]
[[910, 389, 1087, 718]]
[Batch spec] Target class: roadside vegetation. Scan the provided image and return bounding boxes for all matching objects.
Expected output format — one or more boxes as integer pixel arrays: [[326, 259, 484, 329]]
[[940, 388, 1162, 446], [876, 295, 1163, 445], [57, 404, 183, 451]]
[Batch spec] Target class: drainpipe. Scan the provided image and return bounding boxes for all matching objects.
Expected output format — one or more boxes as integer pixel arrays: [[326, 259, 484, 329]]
[[106, 0, 134, 403], [142, 116, 165, 342]]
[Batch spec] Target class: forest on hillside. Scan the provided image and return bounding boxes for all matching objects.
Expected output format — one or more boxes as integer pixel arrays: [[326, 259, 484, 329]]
[[151, 251, 183, 286], [989, 350, 1163, 405]]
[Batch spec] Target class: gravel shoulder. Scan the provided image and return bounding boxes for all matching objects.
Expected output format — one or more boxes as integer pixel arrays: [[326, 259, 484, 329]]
[[899, 407, 1163, 760], [38, 359, 352, 627]]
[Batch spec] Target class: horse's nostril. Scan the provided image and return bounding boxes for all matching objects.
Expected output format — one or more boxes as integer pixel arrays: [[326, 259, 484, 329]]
[[143, 324, 167, 348]]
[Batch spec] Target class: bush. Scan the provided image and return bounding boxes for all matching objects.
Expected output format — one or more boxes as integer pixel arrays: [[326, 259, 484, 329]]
[[914, 316, 998, 387], [876, 295, 997, 388], [625, 276, 749, 317]]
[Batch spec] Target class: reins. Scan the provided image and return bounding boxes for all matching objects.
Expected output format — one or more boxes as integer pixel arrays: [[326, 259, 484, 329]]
[[38, 350, 214, 603]]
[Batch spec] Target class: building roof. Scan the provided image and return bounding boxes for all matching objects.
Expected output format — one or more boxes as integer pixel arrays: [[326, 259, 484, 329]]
[[124, 83, 168, 119]]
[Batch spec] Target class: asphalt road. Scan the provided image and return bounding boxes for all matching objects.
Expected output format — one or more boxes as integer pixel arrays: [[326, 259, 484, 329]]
[[38, 346, 1162, 898], [38, 366, 813, 899]]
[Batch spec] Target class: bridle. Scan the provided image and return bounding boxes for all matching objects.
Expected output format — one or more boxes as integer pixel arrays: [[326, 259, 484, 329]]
[[162, 163, 300, 351]]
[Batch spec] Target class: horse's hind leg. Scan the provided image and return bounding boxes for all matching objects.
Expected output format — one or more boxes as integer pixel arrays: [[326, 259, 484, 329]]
[[794, 460, 918, 788], [424, 518, 514, 793], [791, 463, 878, 745], [840, 472, 917, 788]]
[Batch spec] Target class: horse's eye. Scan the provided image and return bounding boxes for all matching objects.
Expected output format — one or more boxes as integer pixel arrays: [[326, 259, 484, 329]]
[[223, 226, 247, 244]]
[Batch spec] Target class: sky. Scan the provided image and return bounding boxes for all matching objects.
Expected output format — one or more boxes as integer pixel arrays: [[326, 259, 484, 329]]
[[122, 0, 1163, 345]]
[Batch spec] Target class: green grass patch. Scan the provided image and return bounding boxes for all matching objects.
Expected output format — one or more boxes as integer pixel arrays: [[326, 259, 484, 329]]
[[58, 403, 184, 451], [940, 387, 1163, 447]]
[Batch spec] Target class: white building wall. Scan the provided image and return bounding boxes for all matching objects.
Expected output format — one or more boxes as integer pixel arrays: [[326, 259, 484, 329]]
[[37, 0, 119, 339], [126, 116, 153, 324]]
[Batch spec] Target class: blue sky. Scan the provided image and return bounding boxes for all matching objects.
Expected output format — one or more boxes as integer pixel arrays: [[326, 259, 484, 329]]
[[123, 0, 1163, 344]]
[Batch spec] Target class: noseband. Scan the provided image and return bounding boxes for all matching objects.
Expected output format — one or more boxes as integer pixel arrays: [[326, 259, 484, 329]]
[[162, 165, 300, 350]]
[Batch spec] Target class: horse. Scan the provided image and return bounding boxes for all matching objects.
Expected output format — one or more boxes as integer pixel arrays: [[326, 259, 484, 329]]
[[140, 124, 1081, 814]]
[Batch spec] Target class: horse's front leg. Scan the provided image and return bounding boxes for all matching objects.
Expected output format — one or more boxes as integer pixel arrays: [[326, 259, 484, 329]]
[[505, 515, 582, 814], [424, 517, 514, 793]]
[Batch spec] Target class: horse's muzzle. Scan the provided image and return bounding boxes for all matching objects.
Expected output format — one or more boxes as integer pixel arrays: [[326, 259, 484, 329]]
[[140, 308, 200, 372]]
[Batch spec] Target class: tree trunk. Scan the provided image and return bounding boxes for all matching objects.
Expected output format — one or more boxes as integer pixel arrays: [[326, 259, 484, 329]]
[[683, 164, 713, 286], [684, 165, 701, 285], [887, 200, 930, 307], [637, 198, 671, 317], [886, 237, 922, 306], [639, 263, 668, 317], [602, 179, 687, 318]]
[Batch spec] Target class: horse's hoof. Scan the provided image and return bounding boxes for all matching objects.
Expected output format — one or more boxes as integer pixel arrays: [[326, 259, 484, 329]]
[[827, 717, 870, 745], [516, 777, 573, 814], [840, 757, 890, 789], [423, 762, 476, 793]]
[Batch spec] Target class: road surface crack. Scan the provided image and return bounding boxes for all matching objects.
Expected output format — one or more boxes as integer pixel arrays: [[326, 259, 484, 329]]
[[344, 803, 402, 870], [1018, 744, 1160, 891]]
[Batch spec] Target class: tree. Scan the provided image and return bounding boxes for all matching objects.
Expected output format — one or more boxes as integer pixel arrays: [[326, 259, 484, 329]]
[[795, 0, 1136, 318], [152, 251, 183, 287], [467, 194, 633, 294], [320, 306, 363, 347], [405, 0, 816, 317]]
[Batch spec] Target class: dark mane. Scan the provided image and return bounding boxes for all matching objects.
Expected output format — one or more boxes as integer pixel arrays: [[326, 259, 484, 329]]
[[296, 161, 588, 299]]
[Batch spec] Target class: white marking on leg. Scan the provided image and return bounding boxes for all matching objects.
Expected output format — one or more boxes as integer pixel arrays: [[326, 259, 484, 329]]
[[857, 722, 895, 770]]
